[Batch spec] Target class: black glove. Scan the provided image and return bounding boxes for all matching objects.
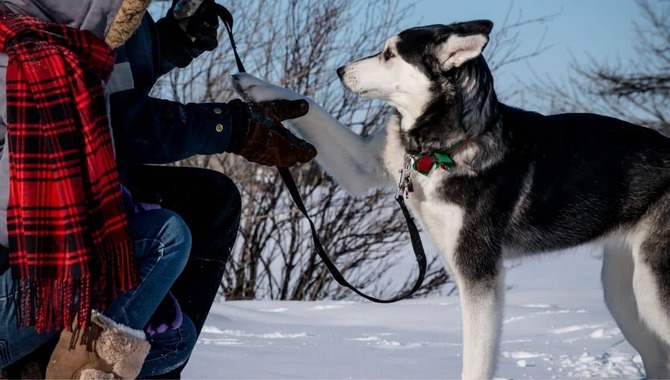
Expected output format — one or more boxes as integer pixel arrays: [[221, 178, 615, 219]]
[[228, 99, 317, 167], [156, 0, 221, 69]]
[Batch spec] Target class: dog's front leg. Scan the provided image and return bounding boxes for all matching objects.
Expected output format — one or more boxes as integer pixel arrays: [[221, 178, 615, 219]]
[[454, 263, 505, 379], [231, 73, 391, 194]]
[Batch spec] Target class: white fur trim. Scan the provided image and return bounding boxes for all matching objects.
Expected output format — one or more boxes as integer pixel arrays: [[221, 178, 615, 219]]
[[79, 368, 116, 380], [91, 310, 146, 340], [104, 0, 152, 48], [91, 311, 150, 379]]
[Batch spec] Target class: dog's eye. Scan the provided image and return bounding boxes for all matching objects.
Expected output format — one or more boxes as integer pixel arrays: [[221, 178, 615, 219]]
[[383, 49, 395, 61]]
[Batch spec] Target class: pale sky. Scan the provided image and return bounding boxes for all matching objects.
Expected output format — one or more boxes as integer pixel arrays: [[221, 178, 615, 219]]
[[413, 0, 644, 110]]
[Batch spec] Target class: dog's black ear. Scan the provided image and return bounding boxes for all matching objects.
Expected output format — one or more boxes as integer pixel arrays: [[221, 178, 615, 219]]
[[436, 20, 492, 71], [454, 20, 493, 35]]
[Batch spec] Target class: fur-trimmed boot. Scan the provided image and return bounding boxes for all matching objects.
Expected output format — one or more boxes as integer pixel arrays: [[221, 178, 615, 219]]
[[46, 311, 150, 379]]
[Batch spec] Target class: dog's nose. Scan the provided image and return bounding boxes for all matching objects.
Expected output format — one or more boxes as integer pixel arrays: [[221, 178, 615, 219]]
[[336, 66, 345, 79]]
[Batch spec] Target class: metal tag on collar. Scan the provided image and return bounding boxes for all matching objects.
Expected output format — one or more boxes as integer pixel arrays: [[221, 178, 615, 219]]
[[396, 155, 415, 199]]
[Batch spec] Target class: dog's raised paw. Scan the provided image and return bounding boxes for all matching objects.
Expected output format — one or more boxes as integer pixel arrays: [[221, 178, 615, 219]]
[[231, 73, 304, 103], [231, 73, 264, 101]]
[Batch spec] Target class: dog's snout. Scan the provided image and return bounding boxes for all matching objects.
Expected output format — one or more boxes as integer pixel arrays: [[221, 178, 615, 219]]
[[336, 66, 346, 79]]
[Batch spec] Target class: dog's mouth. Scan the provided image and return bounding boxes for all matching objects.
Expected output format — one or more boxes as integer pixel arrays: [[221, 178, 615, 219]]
[[356, 89, 373, 97], [338, 68, 374, 98], [340, 81, 366, 97], [338, 71, 388, 100], [341, 82, 380, 99]]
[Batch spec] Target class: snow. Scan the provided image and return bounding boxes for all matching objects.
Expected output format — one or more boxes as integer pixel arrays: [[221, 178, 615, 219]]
[[183, 250, 645, 379]]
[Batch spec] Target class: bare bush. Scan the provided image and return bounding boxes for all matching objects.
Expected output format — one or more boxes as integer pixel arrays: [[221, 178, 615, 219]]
[[530, 0, 669, 132], [149, 0, 553, 301], [151, 0, 440, 301]]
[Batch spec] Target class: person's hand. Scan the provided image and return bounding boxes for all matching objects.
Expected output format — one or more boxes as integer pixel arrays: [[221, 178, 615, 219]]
[[172, 0, 220, 55], [228, 99, 317, 167], [156, 0, 220, 68]]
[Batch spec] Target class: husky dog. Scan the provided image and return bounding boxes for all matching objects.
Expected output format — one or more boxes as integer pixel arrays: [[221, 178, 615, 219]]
[[232, 19, 670, 379]]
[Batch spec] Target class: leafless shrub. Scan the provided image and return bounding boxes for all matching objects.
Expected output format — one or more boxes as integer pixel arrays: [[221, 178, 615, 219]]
[[530, 0, 669, 132], [149, 0, 554, 301]]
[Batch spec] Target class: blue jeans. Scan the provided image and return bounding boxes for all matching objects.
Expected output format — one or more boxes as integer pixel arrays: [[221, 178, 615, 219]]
[[0, 267, 57, 370], [103, 208, 191, 330], [138, 314, 196, 378], [126, 166, 242, 378], [0, 208, 194, 374]]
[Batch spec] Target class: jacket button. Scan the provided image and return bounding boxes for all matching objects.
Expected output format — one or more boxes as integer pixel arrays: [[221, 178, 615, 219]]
[[213, 107, 222, 115], [215, 124, 224, 132]]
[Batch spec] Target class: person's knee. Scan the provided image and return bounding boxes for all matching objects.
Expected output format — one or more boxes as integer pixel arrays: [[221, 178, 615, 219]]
[[132, 209, 192, 274], [189, 172, 240, 264], [157, 209, 192, 272], [204, 170, 241, 221]]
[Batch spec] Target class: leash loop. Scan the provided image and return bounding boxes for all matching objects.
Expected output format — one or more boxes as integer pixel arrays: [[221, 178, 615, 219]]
[[215, 4, 246, 74]]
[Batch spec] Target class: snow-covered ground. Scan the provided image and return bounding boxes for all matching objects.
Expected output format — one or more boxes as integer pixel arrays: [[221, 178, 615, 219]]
[[183, 249, 645, 379]]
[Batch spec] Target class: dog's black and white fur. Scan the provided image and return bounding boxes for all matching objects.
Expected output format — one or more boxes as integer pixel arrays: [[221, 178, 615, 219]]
[[232, 20, 670, 379]]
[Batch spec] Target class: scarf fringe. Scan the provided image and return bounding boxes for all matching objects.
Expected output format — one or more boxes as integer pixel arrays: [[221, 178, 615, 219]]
[[93, 237, 137, 310], [15, 277, 88, 333], [15, 238, 137, 333]]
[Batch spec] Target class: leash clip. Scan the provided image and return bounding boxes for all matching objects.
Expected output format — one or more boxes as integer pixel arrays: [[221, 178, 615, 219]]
[[396, 155, 414, 199]]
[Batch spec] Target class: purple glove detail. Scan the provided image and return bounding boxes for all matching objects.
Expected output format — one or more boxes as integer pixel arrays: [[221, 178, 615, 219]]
[[136, 202, 162, 212], [145, 291, 184, 338], [121, 184, 162, 214]]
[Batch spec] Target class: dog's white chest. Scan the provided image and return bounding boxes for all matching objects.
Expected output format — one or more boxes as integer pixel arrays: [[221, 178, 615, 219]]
[[409, 186, 465, 272]]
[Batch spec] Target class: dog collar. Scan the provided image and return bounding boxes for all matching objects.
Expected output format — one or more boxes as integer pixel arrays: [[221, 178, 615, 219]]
[[412, 138, 470, 176]]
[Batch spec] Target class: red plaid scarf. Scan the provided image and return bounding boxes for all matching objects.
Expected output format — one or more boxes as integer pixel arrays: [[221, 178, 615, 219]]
[[0, 11, 137, 332]]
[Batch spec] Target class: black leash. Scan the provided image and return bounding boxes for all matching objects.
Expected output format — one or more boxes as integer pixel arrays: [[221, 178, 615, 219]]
[[216, 5, 427, 303]]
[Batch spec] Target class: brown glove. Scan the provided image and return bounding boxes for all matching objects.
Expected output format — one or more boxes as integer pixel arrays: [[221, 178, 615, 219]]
[[228, 99, 317, 167]]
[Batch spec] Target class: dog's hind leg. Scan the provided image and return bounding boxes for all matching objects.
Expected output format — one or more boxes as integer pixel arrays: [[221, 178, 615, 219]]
[[622, 203, 670, 379], [602, 242, 670, 379]]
